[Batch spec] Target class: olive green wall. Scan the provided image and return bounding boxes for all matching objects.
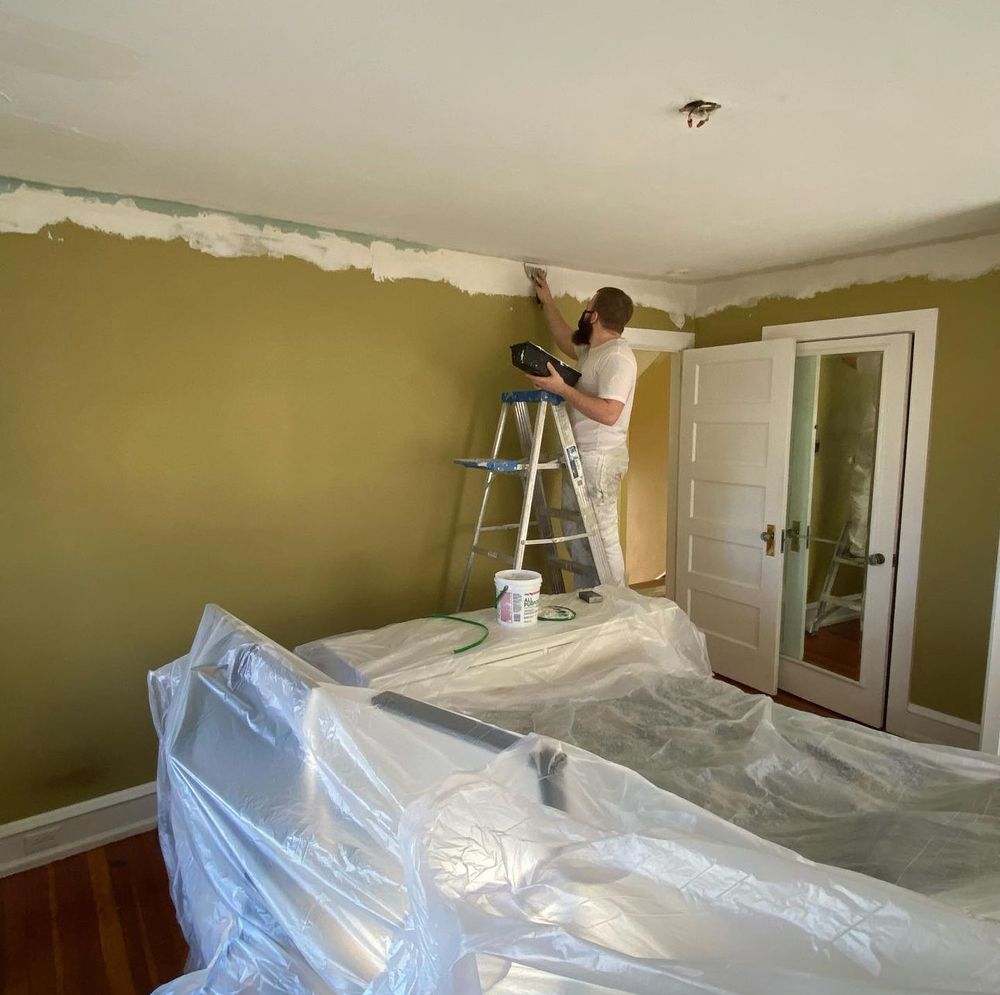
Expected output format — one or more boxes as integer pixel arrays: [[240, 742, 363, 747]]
[[694, 270, 1000, 722], [0, 223, 674, 823]]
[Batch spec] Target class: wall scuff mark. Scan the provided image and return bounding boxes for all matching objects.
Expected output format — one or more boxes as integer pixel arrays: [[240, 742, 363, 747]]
[[0, 180, 693, 325]]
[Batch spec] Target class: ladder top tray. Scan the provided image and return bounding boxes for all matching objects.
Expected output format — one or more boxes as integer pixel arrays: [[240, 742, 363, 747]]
[[501, 390, 564, 405]]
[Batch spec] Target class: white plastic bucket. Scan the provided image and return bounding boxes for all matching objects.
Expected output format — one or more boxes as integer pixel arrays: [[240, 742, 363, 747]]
[[494, 569, 542, 628]]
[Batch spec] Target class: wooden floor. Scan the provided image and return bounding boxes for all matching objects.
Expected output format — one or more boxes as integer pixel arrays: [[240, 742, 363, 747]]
[[802, 618, 862, 681], [0, 830, 187, 995], [631, 579, 667, 598]]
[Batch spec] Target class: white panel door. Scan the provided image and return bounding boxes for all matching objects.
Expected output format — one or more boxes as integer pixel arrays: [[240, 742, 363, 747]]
[[676, 340, 796, 693]]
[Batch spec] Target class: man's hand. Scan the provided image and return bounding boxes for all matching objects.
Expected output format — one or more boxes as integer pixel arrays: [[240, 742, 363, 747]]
[[532, 271, 553, 306], [527, 361, 569, 397]]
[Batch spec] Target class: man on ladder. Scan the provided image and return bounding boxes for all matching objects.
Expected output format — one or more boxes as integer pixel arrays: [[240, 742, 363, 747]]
[[527, 274, 637, 586]]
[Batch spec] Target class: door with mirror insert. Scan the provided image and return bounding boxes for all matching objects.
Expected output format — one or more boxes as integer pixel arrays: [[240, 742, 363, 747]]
[[777, 335, 910, 725]]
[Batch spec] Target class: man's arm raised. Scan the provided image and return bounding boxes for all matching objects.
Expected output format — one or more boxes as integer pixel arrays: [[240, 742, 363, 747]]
[[532, 273, 577, 360]]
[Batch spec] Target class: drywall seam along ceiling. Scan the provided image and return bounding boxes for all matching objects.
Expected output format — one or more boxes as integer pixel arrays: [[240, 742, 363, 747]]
[[0, 180, 695, 325]]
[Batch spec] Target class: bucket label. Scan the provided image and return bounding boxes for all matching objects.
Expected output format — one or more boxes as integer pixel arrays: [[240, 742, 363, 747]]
[[498, 590, 540, 624]]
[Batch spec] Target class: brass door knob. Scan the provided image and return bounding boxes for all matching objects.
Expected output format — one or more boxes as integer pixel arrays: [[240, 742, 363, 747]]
[[760, 525, 776, 557]]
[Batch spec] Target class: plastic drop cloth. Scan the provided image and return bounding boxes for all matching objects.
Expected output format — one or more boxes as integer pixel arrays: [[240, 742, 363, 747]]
[[151, 598, 1000, 994], [295, 586, 713, 708], [298, 588, 1000, 920]]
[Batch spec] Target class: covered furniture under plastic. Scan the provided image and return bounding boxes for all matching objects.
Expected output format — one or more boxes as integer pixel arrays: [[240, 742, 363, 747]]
[[150, 593, 1000, 993], [298, 588, 1000, 919]]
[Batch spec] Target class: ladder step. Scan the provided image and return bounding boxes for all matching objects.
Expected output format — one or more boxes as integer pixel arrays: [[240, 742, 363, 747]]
[[470, 531, 591, 545], [455, 457, 562, 473], [482, 521, 560, 533], [821, 594, 864, 609], [501, 389, 564, 405], [523, 533, 588, 546]]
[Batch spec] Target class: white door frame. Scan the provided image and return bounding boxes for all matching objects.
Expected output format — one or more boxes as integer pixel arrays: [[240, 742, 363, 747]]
[[761, 309, 938, 739], [623, 327, 694, 352], [621, 326, 695, 599]]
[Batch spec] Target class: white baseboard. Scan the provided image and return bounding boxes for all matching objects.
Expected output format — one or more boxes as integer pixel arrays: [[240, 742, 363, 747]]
[[0, 782, 157, 878], [902, 704, 982, 751]]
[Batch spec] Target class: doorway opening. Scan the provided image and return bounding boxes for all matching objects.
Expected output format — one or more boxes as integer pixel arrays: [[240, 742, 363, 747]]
[[614, 325, 692, 599], [624, 351, 672, 597]]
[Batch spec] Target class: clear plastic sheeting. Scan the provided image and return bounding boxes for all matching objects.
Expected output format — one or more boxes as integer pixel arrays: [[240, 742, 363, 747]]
[[296, 586, 712, 708], [151, 600, 1000, 994], [298, 588, 1000, 919], [483, 678, 1000, 919]]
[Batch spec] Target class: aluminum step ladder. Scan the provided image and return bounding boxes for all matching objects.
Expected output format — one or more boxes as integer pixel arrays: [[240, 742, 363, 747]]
[[808, 521, 867, 635], [454, 390, 612, 610]]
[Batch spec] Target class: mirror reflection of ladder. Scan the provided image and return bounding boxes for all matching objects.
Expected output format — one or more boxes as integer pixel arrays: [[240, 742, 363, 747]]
[[454, 390, 611, 610], [809, 521, 866, 635]]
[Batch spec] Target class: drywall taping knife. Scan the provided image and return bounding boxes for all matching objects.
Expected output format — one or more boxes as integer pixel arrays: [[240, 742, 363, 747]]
[[524, 263, 547, 306]]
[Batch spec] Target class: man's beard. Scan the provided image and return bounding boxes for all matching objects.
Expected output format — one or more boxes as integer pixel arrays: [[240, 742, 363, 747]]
[[572, 314, 593, 346]]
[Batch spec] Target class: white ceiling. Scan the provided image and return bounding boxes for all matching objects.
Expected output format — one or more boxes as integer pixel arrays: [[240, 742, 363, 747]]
[[1, 1, 999, 280]]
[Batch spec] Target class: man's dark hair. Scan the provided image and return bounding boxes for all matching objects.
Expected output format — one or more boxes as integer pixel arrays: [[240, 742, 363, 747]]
[[593, 287, 634, 333]]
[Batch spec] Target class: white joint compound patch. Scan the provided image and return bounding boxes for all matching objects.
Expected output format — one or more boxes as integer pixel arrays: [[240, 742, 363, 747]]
[[0, 182, 693, 325], [6, 181, 991, 321], [695, 232, 1000, 315]]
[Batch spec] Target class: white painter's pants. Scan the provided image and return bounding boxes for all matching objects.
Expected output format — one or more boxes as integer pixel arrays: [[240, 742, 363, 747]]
[[562, 446, 629, 587]]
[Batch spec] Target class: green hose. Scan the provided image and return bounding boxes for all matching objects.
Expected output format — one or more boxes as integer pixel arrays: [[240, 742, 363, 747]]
[[431, 613, 490, 654], [433, 584, 575, 654]]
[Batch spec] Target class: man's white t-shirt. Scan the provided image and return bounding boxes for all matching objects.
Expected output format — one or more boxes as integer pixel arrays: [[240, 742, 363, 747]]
[[569, 338, 637, 452]]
